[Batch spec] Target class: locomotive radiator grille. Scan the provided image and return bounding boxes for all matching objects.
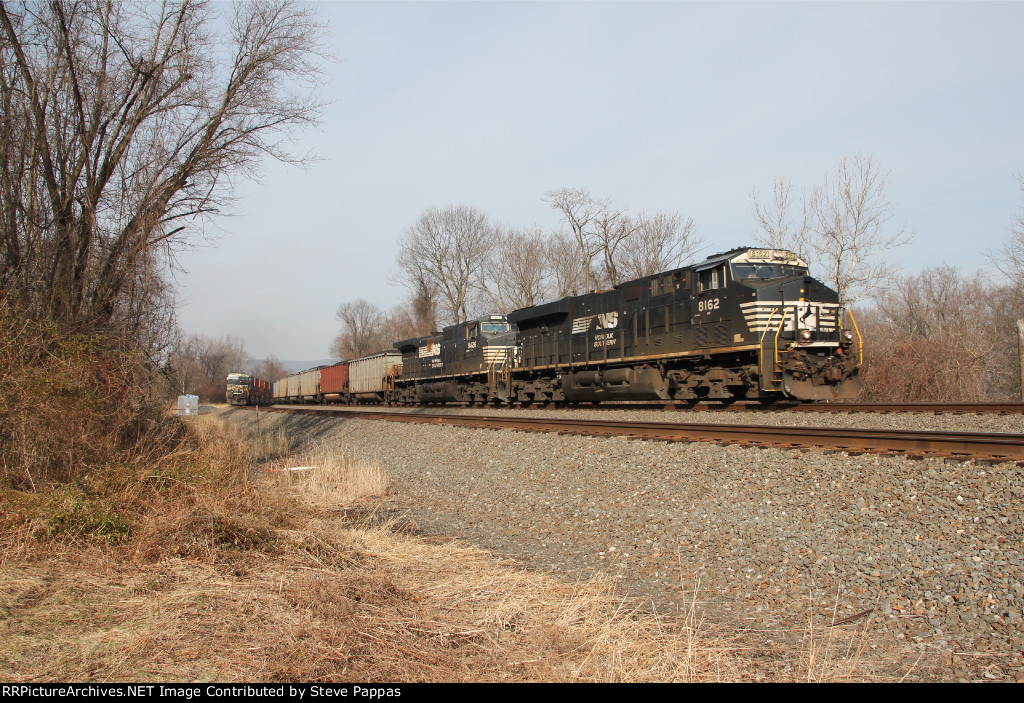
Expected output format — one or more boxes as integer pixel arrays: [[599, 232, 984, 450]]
[[693, 323, 733, 348]]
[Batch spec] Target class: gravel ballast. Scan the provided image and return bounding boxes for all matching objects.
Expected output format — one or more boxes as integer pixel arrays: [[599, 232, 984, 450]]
[[224, 407, 1024, 681]]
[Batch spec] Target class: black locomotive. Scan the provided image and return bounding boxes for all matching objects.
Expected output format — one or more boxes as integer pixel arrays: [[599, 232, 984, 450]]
[[392, 247, 861, 404], [395, 314, 519, 404]]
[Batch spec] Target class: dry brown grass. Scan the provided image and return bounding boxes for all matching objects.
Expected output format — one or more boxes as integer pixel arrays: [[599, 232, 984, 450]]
[[0, 413, 888, 682], [270, 441, 390, 509]]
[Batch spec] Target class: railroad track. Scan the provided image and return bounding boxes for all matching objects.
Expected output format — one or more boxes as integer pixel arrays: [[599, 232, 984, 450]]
[[265, 405, 1024, 463], [530, 400, 1024, 414]]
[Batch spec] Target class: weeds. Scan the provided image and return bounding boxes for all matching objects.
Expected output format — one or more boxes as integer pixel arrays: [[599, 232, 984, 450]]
[[0, 407, 900, 682], [272, 440, 390, 508], [43, 486, 132, 543], [0, 299, 171, 490]]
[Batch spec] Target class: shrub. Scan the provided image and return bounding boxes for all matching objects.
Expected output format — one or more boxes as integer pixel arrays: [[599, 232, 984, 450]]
[[0, 299, 169, 489]]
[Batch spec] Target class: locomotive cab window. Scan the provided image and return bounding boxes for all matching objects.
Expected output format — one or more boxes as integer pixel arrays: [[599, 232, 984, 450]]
[[698, 264, 727, 292], [732, 263, 808, 280]]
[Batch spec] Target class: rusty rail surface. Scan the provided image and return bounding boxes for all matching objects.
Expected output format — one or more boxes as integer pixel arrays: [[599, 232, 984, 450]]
[[265, 405, 1024, 462]]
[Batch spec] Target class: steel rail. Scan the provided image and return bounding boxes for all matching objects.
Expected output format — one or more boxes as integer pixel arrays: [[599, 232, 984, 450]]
[[786, 401, 1024, 414], [262, 400, 1024, 414], [601, 400, 1024, 414], [265, 405, 1024, 462], [377, 400, 1024, 414]]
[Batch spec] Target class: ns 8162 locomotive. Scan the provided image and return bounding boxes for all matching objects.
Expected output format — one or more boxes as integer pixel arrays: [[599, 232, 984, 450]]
[[392, 247, 861, 405]]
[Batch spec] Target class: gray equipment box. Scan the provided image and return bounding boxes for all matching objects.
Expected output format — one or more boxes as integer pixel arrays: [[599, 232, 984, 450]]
[[177, 395, 199, 416]]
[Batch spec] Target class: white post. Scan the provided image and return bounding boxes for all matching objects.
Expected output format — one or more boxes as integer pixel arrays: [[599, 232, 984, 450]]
[[1018, 320, 1024, 401]]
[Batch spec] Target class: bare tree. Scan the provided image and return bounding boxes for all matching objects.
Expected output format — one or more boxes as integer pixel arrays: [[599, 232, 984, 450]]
[[750, 176, 811, 258], [616, 210, 703, 280], [544, 230, 588, 299], [379, 302, 424, 347], [251, 353, 288, 384], [330, 299, 385, 360], [0, 0, 328, 332], [330, 297, 430, 359], [166, 333, 249, 401], [861, 267, 1020, 401], [396, 205, 494, 326], [808, 154, 912, 304], [408, 273, 438, 336], [750, 155, 912, 304], [544, 187, 605, 294], [479, 225, 552, 312], [591, 204, 634, 288]]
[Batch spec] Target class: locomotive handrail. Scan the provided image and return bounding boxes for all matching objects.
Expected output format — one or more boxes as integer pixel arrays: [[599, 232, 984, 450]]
[[772, 306, 795, 366], [758, 306, 794, 391], [758, 307, 781, 390], [486, 348, 513, 395], [842, 308, 865, 368]]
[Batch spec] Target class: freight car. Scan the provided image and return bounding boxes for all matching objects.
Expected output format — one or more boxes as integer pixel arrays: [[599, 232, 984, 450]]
[[273, 354, 402, 404], [273, 365, 323, 403], [225, 372, 273, 406], [391, 247, 861, 404]]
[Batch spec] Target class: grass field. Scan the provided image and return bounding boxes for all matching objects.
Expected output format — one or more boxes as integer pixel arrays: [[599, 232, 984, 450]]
[[0, 413, 884, 682]]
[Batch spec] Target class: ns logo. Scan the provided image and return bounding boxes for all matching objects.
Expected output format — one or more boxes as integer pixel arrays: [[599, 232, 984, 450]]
[[571, 312, 619, 334]]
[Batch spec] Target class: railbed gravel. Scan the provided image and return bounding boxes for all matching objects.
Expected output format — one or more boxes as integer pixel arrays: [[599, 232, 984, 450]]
[[224, 406, 1024, 681]]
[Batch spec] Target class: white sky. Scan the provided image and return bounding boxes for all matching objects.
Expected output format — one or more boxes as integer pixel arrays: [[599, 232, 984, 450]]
[[173, 0, 1024, 361]]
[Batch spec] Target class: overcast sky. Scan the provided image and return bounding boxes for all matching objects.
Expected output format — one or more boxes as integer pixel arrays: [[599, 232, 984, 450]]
[[173, 0, 1024, 362]]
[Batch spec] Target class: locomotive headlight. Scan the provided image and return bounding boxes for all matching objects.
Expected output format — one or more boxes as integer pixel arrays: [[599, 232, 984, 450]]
[[842, 330, 854, 343], [798, 329, 812, 342]]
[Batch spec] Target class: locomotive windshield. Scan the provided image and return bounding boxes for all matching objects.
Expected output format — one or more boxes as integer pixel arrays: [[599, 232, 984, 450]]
[[731, 262, 807, 280], [482, 323, 511, 334], [227, 374, 252, 385]]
